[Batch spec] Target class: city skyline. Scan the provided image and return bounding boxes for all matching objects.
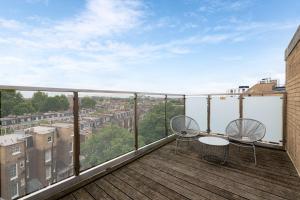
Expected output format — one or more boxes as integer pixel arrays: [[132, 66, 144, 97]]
[[0, 0, 300, 93]]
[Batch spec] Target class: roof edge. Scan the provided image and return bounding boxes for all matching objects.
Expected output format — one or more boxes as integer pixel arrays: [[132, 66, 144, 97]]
[[285, 25, 300, 60]]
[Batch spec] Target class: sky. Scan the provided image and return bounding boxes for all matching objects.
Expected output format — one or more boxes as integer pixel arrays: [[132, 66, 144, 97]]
[[0, 0, 299, 94]]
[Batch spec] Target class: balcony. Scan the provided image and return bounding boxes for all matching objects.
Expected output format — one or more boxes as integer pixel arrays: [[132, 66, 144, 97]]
[[0, 85, 298, 200], [60, 141, 300, 200]]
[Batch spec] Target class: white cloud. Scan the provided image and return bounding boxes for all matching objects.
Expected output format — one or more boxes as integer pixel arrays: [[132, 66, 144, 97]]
[[0, 18, 23, 30], [198, 0, 251, 13], [54, 0, 143, 40], [0, 0, 297, 93]]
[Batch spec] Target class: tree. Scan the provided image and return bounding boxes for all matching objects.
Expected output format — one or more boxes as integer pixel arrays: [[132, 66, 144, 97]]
[[12, 101, 35, 115], [138, 100, 184, 145], [81, 124, 138, 168], [31, 92, 48, 112], [0, 90, 70, 117], [32, 92, 69, 112], [81, 97, 96, 109], [138, 102, 166, 145], [0, 90, 26, 117], [43, 95, 69, 112]]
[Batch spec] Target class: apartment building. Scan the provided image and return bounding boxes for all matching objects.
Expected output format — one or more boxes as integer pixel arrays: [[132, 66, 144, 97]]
[[0, 122, 79, 199], [247, 78, 285, 94], [0, 112, 73, 135], [0, 131, 29, 200], [51, 123, 74, 182], [26, 126, 57, 188]]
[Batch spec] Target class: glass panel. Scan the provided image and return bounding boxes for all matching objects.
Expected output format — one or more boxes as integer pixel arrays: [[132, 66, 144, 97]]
[[0, 90, 74, 199], [167, 96, 184, 135], [243, 96, 283, 144], [79, 93, 135, 171], [185, 96, 207, 132], [138, 95, 166, 147], [211, 95, 239, 134]]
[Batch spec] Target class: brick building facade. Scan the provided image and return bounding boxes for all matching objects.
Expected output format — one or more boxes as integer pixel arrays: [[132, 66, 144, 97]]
[[285, 25, 300, 174]]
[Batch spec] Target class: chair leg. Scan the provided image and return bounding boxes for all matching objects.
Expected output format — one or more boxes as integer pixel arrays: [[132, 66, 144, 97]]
[[252, 143, 257, 165]]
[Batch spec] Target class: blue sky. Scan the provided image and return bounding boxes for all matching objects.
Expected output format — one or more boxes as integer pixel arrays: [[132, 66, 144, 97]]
[[0, 0, 299, 94]]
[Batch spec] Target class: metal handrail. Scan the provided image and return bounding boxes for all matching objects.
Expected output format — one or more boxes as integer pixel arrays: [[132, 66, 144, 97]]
[[185, 91, 286, 96], [0, 85, 184, 96], [0, 85, 286, 97]]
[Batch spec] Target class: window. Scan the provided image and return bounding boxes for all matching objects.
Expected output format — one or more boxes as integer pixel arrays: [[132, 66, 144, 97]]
[[70, 142, 73, 153], [26, 167, 29, 178], [21, 178, 25, 187], [10, 181, 19, 199], [45, 149, 51, 162], [46, 166, 51, 180], [9, 164, 17, 180], [26, 137, 33, 148], [47, 136, 52, 143], [20, 160, 24, 168], [11, 145, 20, 155]]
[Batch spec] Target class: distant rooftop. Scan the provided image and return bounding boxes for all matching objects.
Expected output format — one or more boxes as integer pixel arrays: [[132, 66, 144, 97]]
[[0, 131, 30, 146], [28, 126, 56, 134], [51, 123, 73, 128]]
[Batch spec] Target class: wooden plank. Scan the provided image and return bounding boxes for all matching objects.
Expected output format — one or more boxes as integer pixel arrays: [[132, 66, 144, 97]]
[[156, 145, 300, 193], [131, 160, 232, 200], [135, 153, 282, 200], [59, 194, 76, 200], [127, 163, 207, 200], [58, 141, 300, 200], [137, 157, 245, 200], [112, 170, 170, 200], [84, 183, 113, 200], [95, 178, 131, 200], [103, 174, 151, 200], [164, 143, 300, 190], [148, 150, 300, 200], [120, 167, 188, 200], [163, 142, 300, 188], [72, 188, 94, 200]]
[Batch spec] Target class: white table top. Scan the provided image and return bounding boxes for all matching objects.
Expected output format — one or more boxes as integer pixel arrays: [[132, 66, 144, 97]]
[[198, 136, 229, 146]]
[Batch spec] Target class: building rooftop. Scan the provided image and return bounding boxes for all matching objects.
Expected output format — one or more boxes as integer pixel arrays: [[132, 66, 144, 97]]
[[28, 126, 56, 134], [51, 123, 73, 128], [0, 131, 30, 146]]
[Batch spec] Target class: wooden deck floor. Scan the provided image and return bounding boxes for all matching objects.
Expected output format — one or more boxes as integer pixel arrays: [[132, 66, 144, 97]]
[[60, 141, 300, 200]]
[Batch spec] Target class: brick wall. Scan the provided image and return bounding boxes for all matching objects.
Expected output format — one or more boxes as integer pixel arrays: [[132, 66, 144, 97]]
[[285, 25, 300, 175]]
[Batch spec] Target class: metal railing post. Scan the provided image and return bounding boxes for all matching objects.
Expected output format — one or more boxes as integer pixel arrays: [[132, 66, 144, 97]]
[[207, 95, 211, 133], [73, 92, 80, 176], [165, 94, 168, 137], [239, 94, 244, 119], [183, 95, 186, 116], [134, 93, 138, 150], [282, 93, 287, 149]]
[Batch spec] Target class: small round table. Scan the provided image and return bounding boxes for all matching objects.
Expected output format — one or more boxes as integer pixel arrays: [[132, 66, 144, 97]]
[[198, 136, 229, 164]]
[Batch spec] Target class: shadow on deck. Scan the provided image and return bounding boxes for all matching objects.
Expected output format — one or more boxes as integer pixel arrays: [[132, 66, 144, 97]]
[[60, 141, 300, 200]]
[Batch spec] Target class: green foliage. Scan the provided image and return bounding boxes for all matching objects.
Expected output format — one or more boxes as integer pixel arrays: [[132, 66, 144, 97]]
[[81, 124, 137, 168], [0, 90, 70, 117], [43, 95, 69, 112], [1, 90, 27, 116], [81, 97, 96, 109], [138, 99, 184, 145], [138, 103, 166, 145], [32, 91, 48, 112], [32, 92, 69, 112], [12, 101, 35, 115]]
